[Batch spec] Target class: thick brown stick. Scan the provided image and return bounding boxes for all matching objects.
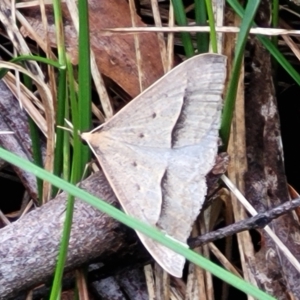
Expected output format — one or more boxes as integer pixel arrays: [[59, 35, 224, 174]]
[[0, 151, 228, 299], [2, 160, 300, 298], [0, 172, 132, 299]]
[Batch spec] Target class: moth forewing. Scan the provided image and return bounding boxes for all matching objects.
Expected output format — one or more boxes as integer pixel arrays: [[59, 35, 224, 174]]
[[81, 53, 227, 277]]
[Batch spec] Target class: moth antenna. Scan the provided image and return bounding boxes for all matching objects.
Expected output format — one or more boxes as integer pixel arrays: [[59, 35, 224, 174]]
[[56, 125, 73, 133], [64, 118, 74, 129], [0, 131, 14, 135], [57, 119, 75, 134]]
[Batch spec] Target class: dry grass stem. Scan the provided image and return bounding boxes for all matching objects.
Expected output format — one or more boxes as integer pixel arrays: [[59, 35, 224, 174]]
[[102, 25, 300, 37]]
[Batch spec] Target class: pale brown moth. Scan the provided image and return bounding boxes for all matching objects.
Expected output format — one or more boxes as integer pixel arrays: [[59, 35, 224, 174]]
[[81, 53, 227, 277]]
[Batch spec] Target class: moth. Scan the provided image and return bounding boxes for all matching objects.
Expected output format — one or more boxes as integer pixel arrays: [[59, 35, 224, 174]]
[[81, 53, 227, 277]]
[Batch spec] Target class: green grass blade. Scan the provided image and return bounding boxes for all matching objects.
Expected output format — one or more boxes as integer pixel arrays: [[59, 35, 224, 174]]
[[0, 55, 62, 80], [52, 0, 67, 196], [49, 192, 75, 300], [227, 0, 300, 86], [220, 0, 261, 148], [50, 60, 84, 300], [63, 93, 71, 182], [205, 0, 218, 53], [50, 130, 82, 300], [52, 68, 67, 196], [50, 0, 92, 296], [50, 0, 69, 296], [28, 117, 43, 202], [194, 0, 209, 53], [171, 0, 194, 57], [77, 0, 92, 173], [0, 147, 275, 300]]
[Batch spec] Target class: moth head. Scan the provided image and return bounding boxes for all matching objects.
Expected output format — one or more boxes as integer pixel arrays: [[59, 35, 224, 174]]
[[80, 130, 104, 154], [57, 119, 93, 147], [80, 132, 91, 146]]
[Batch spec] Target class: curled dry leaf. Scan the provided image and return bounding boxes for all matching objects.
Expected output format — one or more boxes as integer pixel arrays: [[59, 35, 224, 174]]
[[19, 0, 164, 97]]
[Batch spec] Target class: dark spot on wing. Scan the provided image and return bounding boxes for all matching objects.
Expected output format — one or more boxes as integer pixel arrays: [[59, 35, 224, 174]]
[[139, 133, 144, 138], [132, 161, 137, 167], [136, 184, 141, 191], [170, 93, 188, 148], [152, 112, 157, 118]]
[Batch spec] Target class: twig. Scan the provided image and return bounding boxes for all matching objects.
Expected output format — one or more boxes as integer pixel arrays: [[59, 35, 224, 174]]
[[189, 197, 300, 248]]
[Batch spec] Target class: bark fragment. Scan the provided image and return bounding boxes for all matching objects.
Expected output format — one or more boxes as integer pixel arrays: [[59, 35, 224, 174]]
[[0, 79, 39, 200], [245, 37, 300, 298], [0, 172, 139, 299]]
